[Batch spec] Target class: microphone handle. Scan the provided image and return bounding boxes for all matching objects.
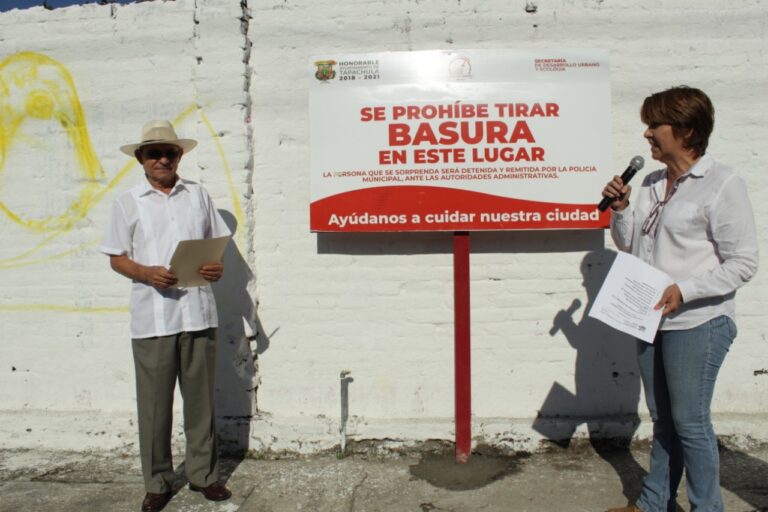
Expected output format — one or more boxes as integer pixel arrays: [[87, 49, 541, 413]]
[[597, 165, 638, 212], [619, 166, 639, 184]]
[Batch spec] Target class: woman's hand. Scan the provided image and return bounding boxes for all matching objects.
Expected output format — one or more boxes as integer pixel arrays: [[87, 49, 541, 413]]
[[655, 284, 683, 316], [602, 175, 632, 211]]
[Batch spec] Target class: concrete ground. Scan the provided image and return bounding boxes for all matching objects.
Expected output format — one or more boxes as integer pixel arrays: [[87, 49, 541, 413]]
[[1, 440, 767, 512]]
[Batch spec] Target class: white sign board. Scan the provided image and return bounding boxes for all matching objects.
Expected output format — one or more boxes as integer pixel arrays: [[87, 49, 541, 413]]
[[309, 49, 612, 232]]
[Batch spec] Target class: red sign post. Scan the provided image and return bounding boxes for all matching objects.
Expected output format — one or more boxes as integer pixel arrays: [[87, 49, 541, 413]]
[[453, 232, 472, 463]]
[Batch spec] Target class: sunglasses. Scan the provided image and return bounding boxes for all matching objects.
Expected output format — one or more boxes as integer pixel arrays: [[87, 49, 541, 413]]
[[142, 148, 180, 160], [641, 199, 666, 237], [641, 175, 686, 237]]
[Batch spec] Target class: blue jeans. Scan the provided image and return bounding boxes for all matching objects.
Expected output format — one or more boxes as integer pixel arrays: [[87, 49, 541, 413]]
[[635, 316, 736, 512]]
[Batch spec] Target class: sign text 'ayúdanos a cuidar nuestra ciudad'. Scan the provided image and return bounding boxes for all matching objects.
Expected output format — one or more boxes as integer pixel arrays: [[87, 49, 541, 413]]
[[309, 49, 611, 232]]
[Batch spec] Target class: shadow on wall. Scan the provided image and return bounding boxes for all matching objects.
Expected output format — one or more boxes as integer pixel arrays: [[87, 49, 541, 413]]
[[212, 210, 273, 457], [534, 248, 646, 503], [532, 250, 768, 510], [317, 229, 643, 490], [316, 228, 605, 255]]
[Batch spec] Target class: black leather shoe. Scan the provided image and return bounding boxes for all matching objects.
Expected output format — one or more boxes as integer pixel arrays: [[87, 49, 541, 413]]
[[189, 482, 232, 501], [141, 492, 172, 512]]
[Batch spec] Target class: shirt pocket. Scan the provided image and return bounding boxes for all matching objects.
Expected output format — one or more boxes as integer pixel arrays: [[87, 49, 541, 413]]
[[185, 209, 210, 240], [661, 200, 705, 235]]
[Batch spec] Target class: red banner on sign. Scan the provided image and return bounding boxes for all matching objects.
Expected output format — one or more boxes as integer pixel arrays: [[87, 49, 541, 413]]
[[310, 186, 609, 231]]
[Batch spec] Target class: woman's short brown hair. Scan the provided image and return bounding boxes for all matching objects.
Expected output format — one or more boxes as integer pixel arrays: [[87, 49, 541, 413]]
[[640, 86, 715, 157]]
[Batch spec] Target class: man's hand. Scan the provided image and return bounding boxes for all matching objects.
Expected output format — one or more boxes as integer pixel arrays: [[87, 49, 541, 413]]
[[110, 255, 177, 289], [143, 266, 178, 289], [199, 263, 224, 282], [655, 284, 683, 316]]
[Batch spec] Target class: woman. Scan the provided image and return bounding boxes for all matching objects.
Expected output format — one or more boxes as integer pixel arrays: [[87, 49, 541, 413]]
[[602, 86, 758, 512]]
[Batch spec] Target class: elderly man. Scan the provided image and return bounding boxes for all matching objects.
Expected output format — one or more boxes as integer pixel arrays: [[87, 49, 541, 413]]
[[101, 120, 232, 512]]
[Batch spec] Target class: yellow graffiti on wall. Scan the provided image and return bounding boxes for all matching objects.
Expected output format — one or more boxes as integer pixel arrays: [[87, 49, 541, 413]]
[[0, 52, 104, 232], [0, 51, 245, 313]]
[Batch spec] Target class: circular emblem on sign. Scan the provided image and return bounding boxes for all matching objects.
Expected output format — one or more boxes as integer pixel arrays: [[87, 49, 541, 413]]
[[449, 56, 472, 79]]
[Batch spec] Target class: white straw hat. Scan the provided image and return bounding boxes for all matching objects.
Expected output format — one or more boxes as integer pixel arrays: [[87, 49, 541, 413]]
[[120, 120, 197, 156]]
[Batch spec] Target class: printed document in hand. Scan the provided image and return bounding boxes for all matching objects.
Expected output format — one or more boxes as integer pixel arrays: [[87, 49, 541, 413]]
[[169, 235, 231, 287], [588, 251, 673, 343]]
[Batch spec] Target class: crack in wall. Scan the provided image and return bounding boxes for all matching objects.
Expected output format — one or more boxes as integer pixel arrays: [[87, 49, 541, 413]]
[[186, 0, 259, 417], [239, 0, 260, 414], [192, 0, 202, 156]]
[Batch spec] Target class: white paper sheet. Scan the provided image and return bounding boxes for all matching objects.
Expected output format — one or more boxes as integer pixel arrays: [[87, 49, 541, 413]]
[[169, 235, 231, 288], [588, 251, 674, 343]]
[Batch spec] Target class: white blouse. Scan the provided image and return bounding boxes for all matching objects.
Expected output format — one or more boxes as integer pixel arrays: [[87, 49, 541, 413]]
[[610, 154, 758, 330]]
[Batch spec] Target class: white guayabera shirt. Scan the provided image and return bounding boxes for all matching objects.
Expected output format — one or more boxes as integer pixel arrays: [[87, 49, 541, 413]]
[[610, 154, 758, 331], [100, 178, 231, 339]]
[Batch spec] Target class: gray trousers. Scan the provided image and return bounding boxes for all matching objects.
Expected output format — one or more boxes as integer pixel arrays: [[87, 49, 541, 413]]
[[131, 328, 220, 493]]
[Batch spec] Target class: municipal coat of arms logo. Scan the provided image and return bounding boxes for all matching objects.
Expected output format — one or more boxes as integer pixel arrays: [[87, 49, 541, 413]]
[[314, 60, 337, 82], [449, 56, 472, 80]]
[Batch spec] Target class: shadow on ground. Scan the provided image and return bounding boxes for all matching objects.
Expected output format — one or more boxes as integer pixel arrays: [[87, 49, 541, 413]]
[[720, 440, 768, 511]]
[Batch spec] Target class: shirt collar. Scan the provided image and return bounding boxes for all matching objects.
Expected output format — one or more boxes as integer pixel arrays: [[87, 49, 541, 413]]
[[652, 153, 713, 189], [138, 176, 187, 197], [649, 154, 711, 201], [686, 153, 713, 178]]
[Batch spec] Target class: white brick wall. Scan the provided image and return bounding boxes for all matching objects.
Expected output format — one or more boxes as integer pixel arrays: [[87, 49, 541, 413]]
[[0, 0, 766, 454]]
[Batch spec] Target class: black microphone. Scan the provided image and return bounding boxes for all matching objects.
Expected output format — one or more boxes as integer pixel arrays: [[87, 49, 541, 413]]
[[597, 156, 645, 211]]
